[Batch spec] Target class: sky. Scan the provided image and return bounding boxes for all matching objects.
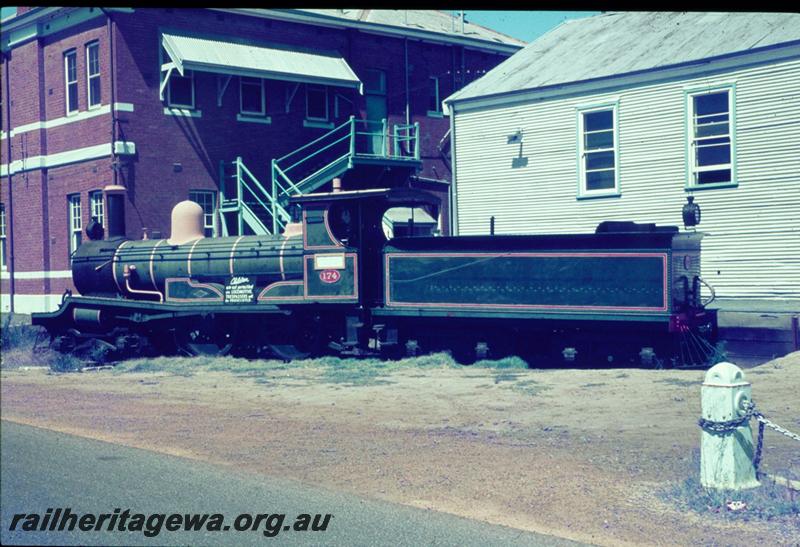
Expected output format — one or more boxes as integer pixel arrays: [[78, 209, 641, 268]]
[[0, 8, 598, 42], [460, 10, 600, 42]]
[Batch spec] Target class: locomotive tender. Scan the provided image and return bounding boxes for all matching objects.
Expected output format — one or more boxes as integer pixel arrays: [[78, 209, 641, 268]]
[[32, 187, 717, 366]]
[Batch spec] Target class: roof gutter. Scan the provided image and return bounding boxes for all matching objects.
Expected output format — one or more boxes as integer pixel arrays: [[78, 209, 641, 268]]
[[211, 8, 524, 55]]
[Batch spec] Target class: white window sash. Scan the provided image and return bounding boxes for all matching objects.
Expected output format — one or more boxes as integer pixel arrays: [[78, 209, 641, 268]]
[[689, 89, 733, 181], [64, 51, 78, 115], [68, 195, 82, 253], [577, 106, 618, 195], [90, 192, 104, 227], [189, 191, 217, 236], [86, 43, 101, 108]]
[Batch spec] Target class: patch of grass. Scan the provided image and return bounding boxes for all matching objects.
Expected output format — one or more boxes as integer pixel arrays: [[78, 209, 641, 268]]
[[658, 378, 700, 388], [580, 382, 606, 388], [661, 452, 799, 521], [114, 351, 460, 387], [511, 378, 550, 397], [1, 315, 44, 354], [0, 314, 87, 371], [493, 371, 522, 384], [48, 352, 84, 373], [474, 355, 529, 369]]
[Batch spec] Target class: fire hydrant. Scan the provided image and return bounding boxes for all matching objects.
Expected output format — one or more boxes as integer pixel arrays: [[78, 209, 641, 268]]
[[700, 362, 759, 490]]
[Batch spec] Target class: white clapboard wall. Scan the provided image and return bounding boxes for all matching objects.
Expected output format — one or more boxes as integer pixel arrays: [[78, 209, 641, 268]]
[[452, 57, 800, 300]]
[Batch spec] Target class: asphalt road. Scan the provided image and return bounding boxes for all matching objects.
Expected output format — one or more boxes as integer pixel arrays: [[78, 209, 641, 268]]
[[1, 421, 584, 546]]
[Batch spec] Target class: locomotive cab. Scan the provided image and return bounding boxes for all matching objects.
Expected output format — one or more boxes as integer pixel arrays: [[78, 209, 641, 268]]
[[289, 187, 441, 307]]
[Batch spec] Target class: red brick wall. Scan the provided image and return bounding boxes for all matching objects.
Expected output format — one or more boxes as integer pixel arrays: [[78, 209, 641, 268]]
[[2, 7, 513, 300]]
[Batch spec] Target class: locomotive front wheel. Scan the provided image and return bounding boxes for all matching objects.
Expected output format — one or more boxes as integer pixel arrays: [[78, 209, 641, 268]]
[[175, 327, 235, 357]]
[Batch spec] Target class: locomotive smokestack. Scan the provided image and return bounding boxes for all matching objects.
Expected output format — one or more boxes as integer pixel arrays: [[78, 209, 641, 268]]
[[104, 184, 127, 239]]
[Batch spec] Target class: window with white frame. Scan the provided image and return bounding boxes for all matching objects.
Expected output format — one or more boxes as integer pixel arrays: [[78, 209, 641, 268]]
[[240, 77, 265, 116], [189, 190, 217, 237], [428, 77, 441, 115], [305, 85, 328, 121], [578, 106, 618, 196], [68, 194, 82, 256], [688, 88, 733, 187], [0, 203, 6, 270], [168, 69, 195, 109], [86, 42, 101, 108], [89, 190, 104, 228], [64, 50, 78, 114]]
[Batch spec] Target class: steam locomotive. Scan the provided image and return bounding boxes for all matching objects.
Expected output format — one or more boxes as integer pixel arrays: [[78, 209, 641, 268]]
[[32, 187, 717, 367]]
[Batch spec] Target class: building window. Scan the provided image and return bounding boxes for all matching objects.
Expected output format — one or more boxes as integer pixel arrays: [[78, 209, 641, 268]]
[[189, 190, 216, 237], [68, 194, 82, 256], [363, 69, 386, 95], [168, 69, 195, 109], [578, 105, 618, 196], [64, 50, 78, 115], [0, 203, 6, 270], [305, 85, 328, 121], [428, 77, 442, 116], [688, 88, 734, 187], [86, 42, 101, 109], [240, 77, 265, 116], [89, 190, 104, 229]]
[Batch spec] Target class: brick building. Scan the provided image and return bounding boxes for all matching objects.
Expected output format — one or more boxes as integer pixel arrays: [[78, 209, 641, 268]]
[[0, 8, 522, 313]]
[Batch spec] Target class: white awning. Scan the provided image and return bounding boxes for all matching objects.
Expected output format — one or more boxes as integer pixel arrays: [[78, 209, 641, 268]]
[[161, 33, 362, 92]]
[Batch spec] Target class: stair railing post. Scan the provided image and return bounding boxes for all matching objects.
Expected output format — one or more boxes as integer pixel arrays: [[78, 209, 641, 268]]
[[271, 158, 278, 235], [382, 118, 388, 157], [235, 157, 243, 235], [414, 122, 420, 160], [219, 160, 226, 202], [349, 116, 356, 159]]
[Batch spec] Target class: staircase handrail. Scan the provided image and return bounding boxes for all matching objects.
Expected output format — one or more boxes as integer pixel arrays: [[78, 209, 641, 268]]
[[280, 132, 352, 174], [275, 116, 354, 165], [273, 163, 304, 198]]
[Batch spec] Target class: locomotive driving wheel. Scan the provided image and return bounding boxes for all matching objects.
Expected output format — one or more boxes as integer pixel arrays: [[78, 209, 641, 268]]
[[174, 320, 236, 357]]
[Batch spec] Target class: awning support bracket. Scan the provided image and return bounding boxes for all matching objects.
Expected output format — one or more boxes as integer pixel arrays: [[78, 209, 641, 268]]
[[285, 83, 300, 113], [159, 63, 175, 101], [217, 75, 233, 107]]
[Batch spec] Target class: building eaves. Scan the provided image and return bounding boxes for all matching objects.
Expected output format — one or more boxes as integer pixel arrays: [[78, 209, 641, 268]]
[[216, 9, 525, 54]]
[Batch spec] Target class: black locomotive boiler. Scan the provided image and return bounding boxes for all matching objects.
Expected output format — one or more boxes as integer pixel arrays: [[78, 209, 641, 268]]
[[32, 187, 717, 367]]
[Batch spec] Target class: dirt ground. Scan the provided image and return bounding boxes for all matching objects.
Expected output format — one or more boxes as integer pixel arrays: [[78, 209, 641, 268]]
[[2, 351, 798, 546]]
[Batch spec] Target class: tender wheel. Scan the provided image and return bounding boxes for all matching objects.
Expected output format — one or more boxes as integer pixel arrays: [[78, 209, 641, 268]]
[[268, 344, 311, 362], [175, 326, 235, 357]]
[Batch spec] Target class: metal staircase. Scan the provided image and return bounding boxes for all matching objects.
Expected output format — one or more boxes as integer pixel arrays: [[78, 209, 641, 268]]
[[219, 116, 420, 236], [218, 158, 291, 237]]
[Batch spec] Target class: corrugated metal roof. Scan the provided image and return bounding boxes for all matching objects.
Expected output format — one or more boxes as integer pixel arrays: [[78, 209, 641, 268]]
[[162, 33, 361, 90], [297, 9, 526, 47], [447, 12, 800, 103]]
